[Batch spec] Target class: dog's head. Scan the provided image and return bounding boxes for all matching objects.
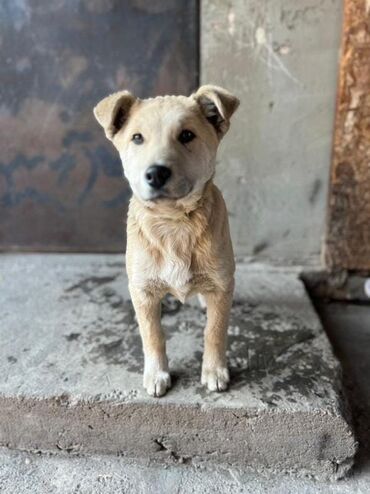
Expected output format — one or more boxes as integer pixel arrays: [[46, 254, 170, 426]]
[[94, 85, 239, 202]]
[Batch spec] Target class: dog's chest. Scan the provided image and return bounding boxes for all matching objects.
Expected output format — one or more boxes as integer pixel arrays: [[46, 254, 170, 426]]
[[133, 246, 216, 303], [152, 221, 195, 298], [128, 205, 219, 300], [159, 258, 191, 293], [156, 253, 217, 301]]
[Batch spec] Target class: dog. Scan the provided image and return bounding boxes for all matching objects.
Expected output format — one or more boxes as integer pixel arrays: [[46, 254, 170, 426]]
[[94, 85, 239, 397]]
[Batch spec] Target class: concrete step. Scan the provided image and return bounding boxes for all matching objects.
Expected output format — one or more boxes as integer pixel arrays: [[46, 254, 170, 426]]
[[0, 254, 356, 479]]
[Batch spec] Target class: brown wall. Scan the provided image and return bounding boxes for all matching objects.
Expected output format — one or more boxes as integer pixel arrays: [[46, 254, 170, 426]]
[[326, 0, 370, 271]]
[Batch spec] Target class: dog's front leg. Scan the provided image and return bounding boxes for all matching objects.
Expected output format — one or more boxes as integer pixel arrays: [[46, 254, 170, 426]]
[[129, 286, 171, 397], [201, 288, 233, 392]]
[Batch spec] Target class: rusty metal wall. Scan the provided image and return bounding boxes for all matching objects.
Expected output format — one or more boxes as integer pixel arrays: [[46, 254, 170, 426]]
[[325, 0, 370, 271], [0, 0, 199, 251]]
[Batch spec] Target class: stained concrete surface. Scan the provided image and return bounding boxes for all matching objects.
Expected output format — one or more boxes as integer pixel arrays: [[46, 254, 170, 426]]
[[2, 299, 370, 494], [0, 302, 369, 493], [0, 254, 355, 479], [1, 447, 370, 494], [202, 0, 343, 264]]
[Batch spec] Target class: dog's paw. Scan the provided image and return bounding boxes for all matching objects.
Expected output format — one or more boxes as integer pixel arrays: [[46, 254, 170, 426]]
[[201, 366, 230, 392], [144, 369, 171, 397]]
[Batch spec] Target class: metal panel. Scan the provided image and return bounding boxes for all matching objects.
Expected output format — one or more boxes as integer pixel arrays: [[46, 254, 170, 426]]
[[0, 0, 199, 251], [325, 0, 370, 270]]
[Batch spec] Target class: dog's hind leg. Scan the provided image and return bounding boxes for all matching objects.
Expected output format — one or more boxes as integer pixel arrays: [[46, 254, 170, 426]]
[[129, 286, 171, 397]]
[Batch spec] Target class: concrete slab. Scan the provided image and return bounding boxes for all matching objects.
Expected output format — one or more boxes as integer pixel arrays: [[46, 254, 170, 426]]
[[0, 254, 356, 479]]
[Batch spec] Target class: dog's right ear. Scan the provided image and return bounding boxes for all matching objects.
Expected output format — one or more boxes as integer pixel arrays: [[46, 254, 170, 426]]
[[93, 90, 137, 141]]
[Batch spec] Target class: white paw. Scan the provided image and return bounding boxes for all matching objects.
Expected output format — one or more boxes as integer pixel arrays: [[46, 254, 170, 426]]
[[143, 369, 171, 397], [201, 366, 230, 392]]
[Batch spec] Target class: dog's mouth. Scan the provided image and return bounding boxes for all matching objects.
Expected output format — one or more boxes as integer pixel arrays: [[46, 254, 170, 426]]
[[145, 183, 193, 202], [146, 189, 170, 200], [146, 190, 192, 203]]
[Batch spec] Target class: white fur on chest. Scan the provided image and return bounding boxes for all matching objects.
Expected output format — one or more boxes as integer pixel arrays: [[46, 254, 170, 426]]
[[159, 257, 191, 295], [131, 250, 192, 301]]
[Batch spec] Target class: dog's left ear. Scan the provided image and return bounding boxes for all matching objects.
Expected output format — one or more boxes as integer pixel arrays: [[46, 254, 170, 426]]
[[193, 85, 240, 138], [93, 90, 137, 141]]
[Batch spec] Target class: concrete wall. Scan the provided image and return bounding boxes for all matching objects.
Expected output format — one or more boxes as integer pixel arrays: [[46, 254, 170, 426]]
[[202, 0, 343, 265]]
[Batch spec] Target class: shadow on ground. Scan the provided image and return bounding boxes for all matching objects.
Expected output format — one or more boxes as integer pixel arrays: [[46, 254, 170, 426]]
[[315, 301, 370, 476]]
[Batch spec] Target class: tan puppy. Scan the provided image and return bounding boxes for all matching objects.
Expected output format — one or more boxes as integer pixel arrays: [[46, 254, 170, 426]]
[[94, 85, 239, 397]]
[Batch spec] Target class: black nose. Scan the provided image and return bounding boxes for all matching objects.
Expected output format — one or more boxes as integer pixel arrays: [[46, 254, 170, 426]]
[[145, 165, 171, 189]]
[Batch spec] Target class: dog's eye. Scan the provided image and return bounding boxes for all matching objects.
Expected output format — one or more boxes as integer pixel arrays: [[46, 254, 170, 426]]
[[178, 129, 196, 144], [132, 133, 144, 144]]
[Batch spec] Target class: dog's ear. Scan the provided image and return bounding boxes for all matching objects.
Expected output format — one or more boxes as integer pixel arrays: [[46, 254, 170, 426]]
[[193, 85, 239, 138], [93, 90, 137, 141]]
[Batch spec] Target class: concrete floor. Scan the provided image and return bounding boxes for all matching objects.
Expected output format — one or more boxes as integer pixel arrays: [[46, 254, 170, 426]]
[[1, 446, 370, 494], [0, 255, 356, 479], [1, 252, 370, 491], [0, 302, 367, 493], [0, 304, 370, 494]]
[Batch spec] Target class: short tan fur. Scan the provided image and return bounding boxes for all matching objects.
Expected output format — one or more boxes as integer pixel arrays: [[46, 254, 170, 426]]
[[94, 85, 239, 396]]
